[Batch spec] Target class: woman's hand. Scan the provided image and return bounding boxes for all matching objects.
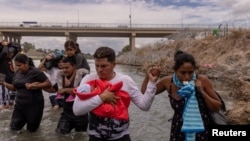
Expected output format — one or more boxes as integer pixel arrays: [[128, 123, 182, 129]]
[[25, 83, 34, 90], [25, 82, 39, 90]]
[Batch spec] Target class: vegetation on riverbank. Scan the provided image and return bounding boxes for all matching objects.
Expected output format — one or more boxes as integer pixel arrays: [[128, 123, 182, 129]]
[[117, 29, 250, 124]]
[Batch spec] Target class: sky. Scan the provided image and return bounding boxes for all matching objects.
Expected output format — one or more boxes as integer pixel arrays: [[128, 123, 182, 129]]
[[1, 0, 250, 54]]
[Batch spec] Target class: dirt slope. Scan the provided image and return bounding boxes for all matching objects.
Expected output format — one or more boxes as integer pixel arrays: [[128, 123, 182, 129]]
[[117, 29, 250, 124]]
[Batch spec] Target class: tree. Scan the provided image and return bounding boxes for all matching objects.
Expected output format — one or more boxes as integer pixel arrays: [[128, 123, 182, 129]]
[[117, 45, 131, 56], [121, 45, 131, 52], [36, 48, 44, 53], [22, 42, 35, 53]]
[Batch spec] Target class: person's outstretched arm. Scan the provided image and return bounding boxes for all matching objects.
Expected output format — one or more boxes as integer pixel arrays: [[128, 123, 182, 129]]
[[141, 66, 166, 95], [128, 66, 161, 111]]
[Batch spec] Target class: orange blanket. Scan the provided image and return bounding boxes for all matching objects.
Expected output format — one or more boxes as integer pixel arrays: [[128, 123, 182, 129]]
[[73, 80, 130, 121]]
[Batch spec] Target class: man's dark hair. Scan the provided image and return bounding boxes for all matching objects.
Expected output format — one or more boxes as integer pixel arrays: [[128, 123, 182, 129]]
[[62, 56, 76, 66], [93, 46, 115, 62]]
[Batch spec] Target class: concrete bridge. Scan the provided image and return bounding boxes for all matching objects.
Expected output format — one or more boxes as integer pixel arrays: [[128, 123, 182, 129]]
[[0, 22, 218, 50]]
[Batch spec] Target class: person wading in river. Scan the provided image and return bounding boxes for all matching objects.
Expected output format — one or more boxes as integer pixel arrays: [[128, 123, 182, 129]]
[[73, 46, 161, 141]]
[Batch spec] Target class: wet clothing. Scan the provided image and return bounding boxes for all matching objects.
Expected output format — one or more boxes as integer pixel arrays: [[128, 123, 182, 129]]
[[10, 98, 44, 132], [88, 112, 131, 141], [173, 73, 204, 141], [0, 86, 15, 105], [0, 46, 15, 83], [49, 83, 64, 108], [0, 46, 16, 106], [56, 99, 88, 134], [73, 72, 156, 140], [169, 78, 210, 141], [89, 135, 130, 141], [56, 75, 89, 134], [49, 94, 64, 108], [13, 67, 46, 104], [46, 67, 64, 108], [10, 67, 48, 132]]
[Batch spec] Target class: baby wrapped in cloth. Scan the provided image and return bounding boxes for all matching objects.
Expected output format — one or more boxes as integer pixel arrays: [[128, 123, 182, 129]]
[[73, 80, 130, 121]]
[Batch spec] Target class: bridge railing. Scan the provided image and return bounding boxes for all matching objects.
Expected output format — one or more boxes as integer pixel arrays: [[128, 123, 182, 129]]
[[0, 22, 219, 29], [0, 22, 247, 30]]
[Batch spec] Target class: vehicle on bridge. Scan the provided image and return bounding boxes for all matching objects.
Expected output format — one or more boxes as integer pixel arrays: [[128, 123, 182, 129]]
[[20, 21, 38, 27]]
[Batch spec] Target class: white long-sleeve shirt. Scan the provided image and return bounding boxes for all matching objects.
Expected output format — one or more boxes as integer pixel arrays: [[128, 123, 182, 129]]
[[73, 72, 156, 116], [72, 72, 156, 140]]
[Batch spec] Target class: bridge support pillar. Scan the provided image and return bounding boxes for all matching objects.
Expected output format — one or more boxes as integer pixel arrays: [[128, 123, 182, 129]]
[[129, 32, 136, 51], [12, 36, 21, 44], [16, 36, 21, 44], [65, 32, 77, 42], [9, 35, 21, 44], [9, 36, 14, 42], [0, 32, 21, 44]]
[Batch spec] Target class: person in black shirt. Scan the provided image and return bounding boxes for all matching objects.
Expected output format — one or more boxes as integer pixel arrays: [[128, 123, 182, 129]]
[[0, 53, 51, 132], [0, 40, 20, 109]]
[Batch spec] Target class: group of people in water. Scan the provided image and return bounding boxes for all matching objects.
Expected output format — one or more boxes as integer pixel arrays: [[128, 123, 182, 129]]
[[0, 39, 222, 141]]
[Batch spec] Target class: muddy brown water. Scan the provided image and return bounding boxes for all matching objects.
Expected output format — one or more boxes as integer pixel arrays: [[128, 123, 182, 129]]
[[0, 60, 233, 141]]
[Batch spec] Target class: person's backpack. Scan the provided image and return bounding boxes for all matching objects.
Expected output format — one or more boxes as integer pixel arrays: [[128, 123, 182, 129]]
[[195, 87, 228, 125]]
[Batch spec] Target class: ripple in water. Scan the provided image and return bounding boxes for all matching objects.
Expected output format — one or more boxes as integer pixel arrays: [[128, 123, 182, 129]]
[[0, 60, 172, 141]]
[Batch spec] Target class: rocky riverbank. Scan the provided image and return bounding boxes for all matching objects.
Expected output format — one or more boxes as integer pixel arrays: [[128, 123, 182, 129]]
[[117, 29, 250, 124]]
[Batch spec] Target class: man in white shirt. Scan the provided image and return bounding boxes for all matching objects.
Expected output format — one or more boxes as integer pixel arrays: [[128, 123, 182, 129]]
[[73, 46, 160, 141]]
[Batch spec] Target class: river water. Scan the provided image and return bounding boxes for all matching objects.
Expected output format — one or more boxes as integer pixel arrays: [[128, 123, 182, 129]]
[[0, 59, 172, 141]]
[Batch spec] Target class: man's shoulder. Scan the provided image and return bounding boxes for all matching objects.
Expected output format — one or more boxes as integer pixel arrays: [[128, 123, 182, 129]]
[[116, 73, 133, 81], [83, 73, 98, 80]]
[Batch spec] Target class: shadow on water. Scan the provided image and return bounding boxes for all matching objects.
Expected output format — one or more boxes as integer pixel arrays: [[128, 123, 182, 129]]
[[0, 60, 172, 141]]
